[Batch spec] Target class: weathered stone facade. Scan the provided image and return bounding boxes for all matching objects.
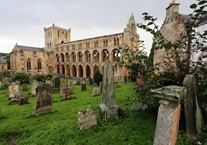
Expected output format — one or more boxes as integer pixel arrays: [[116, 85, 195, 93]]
[[154, 2, 188, 72], [10, 15, 139, 81]]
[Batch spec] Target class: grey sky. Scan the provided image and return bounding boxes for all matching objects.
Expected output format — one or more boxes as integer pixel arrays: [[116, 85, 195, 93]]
[[0, 0, 195, 54]]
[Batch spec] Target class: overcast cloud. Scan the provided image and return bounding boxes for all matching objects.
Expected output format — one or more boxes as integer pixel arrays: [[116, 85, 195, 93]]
[[0, 0, 195, 54]]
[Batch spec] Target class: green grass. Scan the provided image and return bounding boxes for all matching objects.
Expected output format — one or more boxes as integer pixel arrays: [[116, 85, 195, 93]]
[[0, 82, 201, 145]]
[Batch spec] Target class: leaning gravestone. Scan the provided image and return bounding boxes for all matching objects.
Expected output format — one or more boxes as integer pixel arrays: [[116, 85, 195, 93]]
[[183, 74, 203, 138], [151, 85, 185, 145], [33, 83, 53, 115], [78, 106, 97, 130], [99, 61, 118, 121], [8, 83, 19, 100]]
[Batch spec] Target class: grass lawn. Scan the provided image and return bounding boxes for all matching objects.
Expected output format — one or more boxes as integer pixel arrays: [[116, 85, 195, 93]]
[[0, 82, 197, 145]]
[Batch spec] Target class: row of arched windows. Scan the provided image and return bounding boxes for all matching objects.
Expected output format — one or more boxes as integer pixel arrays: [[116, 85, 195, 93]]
[[26, 58, 42, 71], [55, 36, 121, 51], [56, 49, 120, 63]]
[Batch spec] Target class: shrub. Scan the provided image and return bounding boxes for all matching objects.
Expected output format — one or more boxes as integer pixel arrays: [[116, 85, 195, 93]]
[[2, 70, 10, 77], [33, 74, 46, 82], [93, 70, 103, 86], [12, 73, 29, 84]]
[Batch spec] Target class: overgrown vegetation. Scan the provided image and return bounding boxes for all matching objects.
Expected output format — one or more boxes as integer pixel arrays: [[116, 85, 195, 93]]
[[12, 73, 30, 84], [93, 70, 103, 86]]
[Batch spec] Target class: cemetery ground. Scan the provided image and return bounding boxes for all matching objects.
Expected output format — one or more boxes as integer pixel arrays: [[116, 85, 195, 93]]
[[0, 82, 204, 145]]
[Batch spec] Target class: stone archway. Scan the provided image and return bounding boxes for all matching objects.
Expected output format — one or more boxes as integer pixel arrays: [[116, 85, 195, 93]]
[[57, 64, 60, 73], [101, 49, 109, 61], [72, 65, 76, 77], [62, 64, 65, 75], [66, 65, 70, 76], [92, 50, 99, 62], [79, 65, 83, 78], [94, 65, 99, 74], [86, 65, 91, 78], [48, 66, 54, 73]]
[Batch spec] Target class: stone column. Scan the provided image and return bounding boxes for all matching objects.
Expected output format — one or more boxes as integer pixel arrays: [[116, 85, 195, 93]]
[[151, 85, 185, 145], [183, 74, 203, 138], [99, 61, 118, 121]]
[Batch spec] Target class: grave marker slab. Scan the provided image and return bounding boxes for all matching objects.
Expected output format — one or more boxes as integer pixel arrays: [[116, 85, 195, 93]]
[[33, 83, 53, 115]]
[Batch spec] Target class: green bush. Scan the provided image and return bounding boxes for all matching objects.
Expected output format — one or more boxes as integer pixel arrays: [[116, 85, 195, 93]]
[[12, 73, 29, 84], [2, 70, 10, 77], [135, 71, 185, 111], [93, 70, 103, 86], [33, 74, 46, 82]]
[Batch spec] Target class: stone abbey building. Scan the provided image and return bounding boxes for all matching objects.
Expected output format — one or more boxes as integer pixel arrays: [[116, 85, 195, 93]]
[[10, 14, 139, 81]]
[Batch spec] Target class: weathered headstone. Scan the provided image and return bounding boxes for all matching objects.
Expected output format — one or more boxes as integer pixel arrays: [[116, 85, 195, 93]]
[[31, 80, 40, 96], [14, 92, 29, 105], [45, 79, 53, 86], [183, 74, 203, 138], [99, 61, 118, 121], [8, 83, 19, 100], [52, 76, 60, 91], [86, 78, 93, 85], [22, 83, 28, 91], [92, 84, 100, 97], [0, 81, 2, 89], [151, 85, 185, 145], [15, 80, 20, 85], [33, 83, 53, 115], [61, 87, 71, 100], [81, 81, 86, 91], [78, 106, 97, 130]]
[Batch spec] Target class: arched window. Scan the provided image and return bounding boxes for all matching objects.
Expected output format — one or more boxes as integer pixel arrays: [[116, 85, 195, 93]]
[[27, 58, 31, 70], [37, 59, 41, 70]]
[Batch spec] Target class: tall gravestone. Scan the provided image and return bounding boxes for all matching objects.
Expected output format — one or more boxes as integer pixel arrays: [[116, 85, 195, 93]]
[[60, 79, 72, 100], [52, 76, 60, 91], [99, 61, 118, 121], [183, 74, 203, 138], [151, 85, 185, 145], [33, 83, 53, 115], [8, 83, 19, 100], [0, 81, 2, 89]]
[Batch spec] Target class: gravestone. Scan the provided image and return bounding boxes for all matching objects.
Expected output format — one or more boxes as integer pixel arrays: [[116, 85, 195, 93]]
[[151, 85, 185, 145], [81, 81, 86, 91], [45, 79, 53, 86], [183, 74, 203, 138], [33, 83, 53, 115], [86, 78, 93, 85], [60, 79, 72, 99], [78, 106, 97, 130], [92, 84, 100, 97], [52, 76, 60, 91], [8, 83, 19, 100], [31, 80, 40, 96], [22, 83, 28, 91], [99, 61, 118, 121], [14, 92, 29, 105], [0, 81, 2, 89]]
